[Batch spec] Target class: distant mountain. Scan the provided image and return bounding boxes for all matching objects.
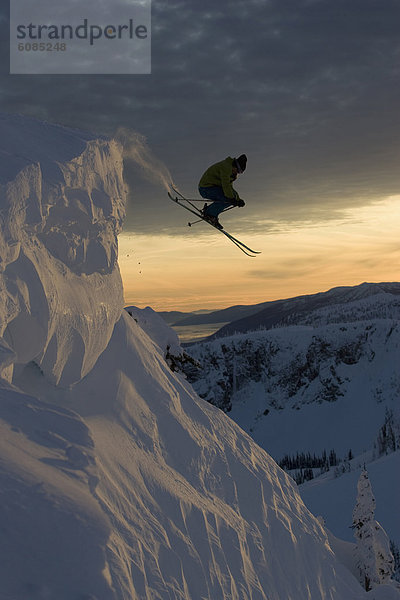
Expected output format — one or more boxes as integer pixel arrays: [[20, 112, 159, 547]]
[[208, 282, 400, 339], [152, 309, 218, 326], [149, 310, 194, 325], [170, 300, 272, 326]]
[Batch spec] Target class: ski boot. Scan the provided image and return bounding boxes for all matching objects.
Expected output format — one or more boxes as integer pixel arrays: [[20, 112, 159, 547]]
[[201, 203, 223, 229]]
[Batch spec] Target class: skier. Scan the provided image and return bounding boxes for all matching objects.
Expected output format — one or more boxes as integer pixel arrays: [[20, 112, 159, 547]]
[[198, 154, 247, 229]]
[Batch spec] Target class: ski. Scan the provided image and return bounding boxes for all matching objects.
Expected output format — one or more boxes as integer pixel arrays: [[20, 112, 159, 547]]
[[168, 189, 261, 257]]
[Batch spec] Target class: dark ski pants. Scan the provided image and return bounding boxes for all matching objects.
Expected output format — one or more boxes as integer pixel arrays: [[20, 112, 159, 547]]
[[198, 186, 235, 217]]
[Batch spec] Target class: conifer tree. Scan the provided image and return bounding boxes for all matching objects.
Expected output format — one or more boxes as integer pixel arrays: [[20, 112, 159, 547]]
[[352, 469, 395, 590]]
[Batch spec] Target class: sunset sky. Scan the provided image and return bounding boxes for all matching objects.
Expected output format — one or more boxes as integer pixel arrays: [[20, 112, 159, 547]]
[[1, 1, 400, 310], [119, 194, 400, 310]]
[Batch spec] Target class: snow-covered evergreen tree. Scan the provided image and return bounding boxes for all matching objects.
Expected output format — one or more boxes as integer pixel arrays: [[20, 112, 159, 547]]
[[390, 540, 400, 583], [352, 469, 395, 590], [375, 408, 400, 457]]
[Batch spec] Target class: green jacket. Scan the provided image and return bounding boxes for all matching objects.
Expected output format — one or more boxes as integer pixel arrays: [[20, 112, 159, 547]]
[[198, 156, 238, 200]]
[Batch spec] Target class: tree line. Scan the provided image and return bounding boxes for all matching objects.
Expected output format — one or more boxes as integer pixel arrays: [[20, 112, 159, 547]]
[[278, 448, 354, 483]]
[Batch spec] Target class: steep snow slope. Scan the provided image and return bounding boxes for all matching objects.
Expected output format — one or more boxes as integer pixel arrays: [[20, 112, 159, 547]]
[[16, 309, 367, 600], [0, 381, 113, 600], [0, 114, 379, 599], [125, 304, 182, 357]]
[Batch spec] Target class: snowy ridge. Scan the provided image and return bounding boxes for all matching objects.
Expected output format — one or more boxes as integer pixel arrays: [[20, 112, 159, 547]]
[[0, 114, 126, 386], [2, 311, 367, 599], [277, 293, 400, 328], [57, 309, 367, 600], [0, 114, 388, 598], [125, 304, 182, 357], [210, 283, 400, 339]]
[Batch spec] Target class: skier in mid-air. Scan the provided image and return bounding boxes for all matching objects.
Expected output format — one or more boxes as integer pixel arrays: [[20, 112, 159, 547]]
[[168, 153, 259, 255], [198, 154, 247, 229]]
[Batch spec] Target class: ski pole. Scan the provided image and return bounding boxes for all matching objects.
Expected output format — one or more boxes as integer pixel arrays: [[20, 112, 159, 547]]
[[188, 218, 204, 226]]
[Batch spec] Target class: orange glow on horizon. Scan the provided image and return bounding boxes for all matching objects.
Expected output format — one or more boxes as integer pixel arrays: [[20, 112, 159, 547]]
[[119, 196, 400, 311]]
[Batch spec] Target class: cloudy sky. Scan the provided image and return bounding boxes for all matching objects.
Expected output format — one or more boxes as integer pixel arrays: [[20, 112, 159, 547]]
[[1, 0, 400, 309]]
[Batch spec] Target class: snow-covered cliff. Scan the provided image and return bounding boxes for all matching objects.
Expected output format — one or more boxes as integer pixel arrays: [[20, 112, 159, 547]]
[[0, 114, 381, 599], [0, 113, 125, 386]]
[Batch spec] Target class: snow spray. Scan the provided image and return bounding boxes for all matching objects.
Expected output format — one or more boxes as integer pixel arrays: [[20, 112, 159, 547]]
[[115, 128, 175, 193]]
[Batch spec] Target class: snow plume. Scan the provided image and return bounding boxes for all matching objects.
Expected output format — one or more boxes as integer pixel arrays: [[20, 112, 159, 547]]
[[115, 127, 175, 193]]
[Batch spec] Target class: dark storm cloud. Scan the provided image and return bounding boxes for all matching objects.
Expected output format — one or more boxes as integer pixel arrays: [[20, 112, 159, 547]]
[[1, 0, 400, 234]]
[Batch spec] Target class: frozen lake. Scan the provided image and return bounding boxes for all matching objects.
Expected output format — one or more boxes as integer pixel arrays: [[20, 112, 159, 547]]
[[171, 322, 229, 344]]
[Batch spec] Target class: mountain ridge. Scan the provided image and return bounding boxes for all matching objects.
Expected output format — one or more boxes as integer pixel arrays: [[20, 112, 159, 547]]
[[207, 282, 400, 340]]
